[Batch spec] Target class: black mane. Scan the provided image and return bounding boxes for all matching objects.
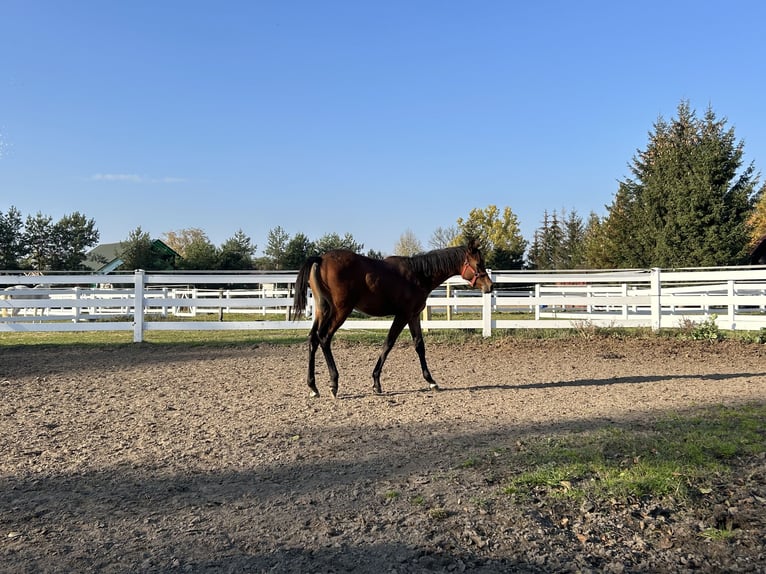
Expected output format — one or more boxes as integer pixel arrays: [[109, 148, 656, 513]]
[[399, 245, 466, 276]]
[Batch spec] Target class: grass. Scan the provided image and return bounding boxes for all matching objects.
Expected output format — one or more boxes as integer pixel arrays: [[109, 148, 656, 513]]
[[2, 321, 765, 350], [500, 404, 766, 503], [0, 326, 487, 348]]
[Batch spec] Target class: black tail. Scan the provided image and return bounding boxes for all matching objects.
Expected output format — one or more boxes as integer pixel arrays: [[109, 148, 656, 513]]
[[291, 256, 321, 320]]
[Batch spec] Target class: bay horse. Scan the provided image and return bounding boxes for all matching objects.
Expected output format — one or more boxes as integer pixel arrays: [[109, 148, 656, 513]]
[[291, 239, 493, 397]]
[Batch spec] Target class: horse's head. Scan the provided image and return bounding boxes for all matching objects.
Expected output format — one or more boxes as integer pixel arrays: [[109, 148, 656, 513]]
[[461, 239, 493, 294]]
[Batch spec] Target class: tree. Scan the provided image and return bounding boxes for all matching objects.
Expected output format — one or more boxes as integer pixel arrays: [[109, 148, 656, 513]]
[[23, 212, 54, 271], [746, 183, 766, 247], [528, 210, 563, 270], [162, 228, 208, 258], [0, 206, 25, 269], [118, 227, 156, 270], [581, 212, 613, 269], [556, 209, 585, 269], [429, 226, 459, 250], [264, 226, 290, 269], [180, 232, 217, 270], [394, 229, 423, 256], [49, 212, 99, 270], [314, 232, 364, 254], [604, 100, 758, 267], [217, 229, 256, 270], [456, 205, 527, 269], [283, 232, 316, 269]]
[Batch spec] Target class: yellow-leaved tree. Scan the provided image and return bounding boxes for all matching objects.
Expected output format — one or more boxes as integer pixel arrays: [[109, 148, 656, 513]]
[[456, 205, 527, 269], [746, 187, 766, 247]]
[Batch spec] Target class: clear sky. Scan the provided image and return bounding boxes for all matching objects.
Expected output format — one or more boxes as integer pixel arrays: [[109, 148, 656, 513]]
[[1, 1, 765, 256]]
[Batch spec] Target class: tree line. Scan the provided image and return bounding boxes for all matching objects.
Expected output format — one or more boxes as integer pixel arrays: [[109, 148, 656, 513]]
[[2, 100, 765, 272]]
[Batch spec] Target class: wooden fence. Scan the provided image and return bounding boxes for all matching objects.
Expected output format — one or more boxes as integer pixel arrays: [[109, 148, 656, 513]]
[[1, 267, 766, 342]]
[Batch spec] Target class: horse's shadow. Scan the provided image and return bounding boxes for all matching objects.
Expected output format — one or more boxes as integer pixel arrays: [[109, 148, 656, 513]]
[[442, 371, 764, 392], [333, 371, 765, 398]]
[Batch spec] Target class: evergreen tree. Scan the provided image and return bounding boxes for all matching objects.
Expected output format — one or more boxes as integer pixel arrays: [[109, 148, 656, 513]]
[[365, 249, 385, 259], [0, 206, 26, 269], [542, 211, 563, 269], [49, 212, 99, 270], [217, 229, 256, 270], [283, 232, 316, 269], [264, 226, 290, 269], [180, 233, 217, 270], [528, 209, 585, 270], [582, 212, 613, 269], [118, 227, 156, 270], [559, 209, 585, 269], [23, 212, 54, 271], [314, 232, 364, 254], [605, 101, 758, 267]]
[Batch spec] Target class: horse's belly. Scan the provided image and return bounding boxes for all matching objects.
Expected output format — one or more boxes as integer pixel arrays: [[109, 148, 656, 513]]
[[355, 301, 395, 317]]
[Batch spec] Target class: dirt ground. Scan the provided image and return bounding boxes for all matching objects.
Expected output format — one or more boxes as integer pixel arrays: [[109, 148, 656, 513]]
[[1, 336, 765, 573]]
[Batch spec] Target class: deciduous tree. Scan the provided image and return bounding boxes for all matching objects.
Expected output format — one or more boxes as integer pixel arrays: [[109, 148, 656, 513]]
[[456, 205, 526, 269], [394, 229, 423, 256]]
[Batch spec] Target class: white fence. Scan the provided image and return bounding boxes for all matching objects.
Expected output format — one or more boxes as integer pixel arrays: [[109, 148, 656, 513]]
[[1, 267, 766, 342]]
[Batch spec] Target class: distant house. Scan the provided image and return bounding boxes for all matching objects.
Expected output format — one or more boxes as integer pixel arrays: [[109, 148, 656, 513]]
[[84, 239, 181, 273]]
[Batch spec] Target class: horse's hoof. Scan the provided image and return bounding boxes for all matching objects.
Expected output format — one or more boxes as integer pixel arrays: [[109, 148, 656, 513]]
[[309, 390, 319, 398], [429, 383, 440, 391], [331, 388, 338, 399]]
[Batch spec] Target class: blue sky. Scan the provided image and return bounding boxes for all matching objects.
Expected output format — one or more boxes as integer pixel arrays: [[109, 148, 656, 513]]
[[2, 1, 765, 256]]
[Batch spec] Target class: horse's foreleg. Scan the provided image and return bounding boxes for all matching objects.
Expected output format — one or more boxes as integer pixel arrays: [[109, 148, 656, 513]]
[[372, 315, 408, 394], [408, 316, 439, 390]]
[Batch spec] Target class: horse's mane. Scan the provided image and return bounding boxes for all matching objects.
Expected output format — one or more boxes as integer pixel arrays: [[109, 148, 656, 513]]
[[399, 245, 466, 276]]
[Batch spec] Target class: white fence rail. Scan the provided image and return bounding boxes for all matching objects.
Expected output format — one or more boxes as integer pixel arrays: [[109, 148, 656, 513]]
[[2, 267, 766, 342]]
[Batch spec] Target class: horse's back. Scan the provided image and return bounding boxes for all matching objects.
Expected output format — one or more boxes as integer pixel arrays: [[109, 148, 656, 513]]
[[316, 251, 424, 317]]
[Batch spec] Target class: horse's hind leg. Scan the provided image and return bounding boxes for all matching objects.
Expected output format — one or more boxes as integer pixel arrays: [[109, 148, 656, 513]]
[[306, 318, 340, 398], [306, 320, 322, 397], [317, 313, 348, 398]]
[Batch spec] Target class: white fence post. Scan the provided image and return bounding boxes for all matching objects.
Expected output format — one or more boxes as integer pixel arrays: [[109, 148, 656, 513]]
[[482, 272, 493, 337], [534, 284, 541, 321], [73, 287, 81, 323], [133, 270, 145, 342], [650, 267, 661, 332]]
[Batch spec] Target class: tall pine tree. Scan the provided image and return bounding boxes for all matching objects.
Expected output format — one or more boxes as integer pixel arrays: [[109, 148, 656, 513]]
[[605, 101, 758, 267]]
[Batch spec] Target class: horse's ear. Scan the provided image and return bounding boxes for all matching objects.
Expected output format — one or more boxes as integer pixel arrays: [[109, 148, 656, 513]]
[[465, 235, 481, 253]]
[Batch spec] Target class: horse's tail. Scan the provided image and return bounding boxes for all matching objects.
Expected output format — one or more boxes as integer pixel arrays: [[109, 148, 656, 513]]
[[291, 256, 322, 320]]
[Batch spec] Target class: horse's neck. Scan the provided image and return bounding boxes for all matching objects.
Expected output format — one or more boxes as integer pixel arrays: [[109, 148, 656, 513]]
[[428, 266, 461, 290]]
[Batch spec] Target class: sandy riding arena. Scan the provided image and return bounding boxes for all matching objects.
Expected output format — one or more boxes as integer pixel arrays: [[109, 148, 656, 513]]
[[1, 337, 765, 573]]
